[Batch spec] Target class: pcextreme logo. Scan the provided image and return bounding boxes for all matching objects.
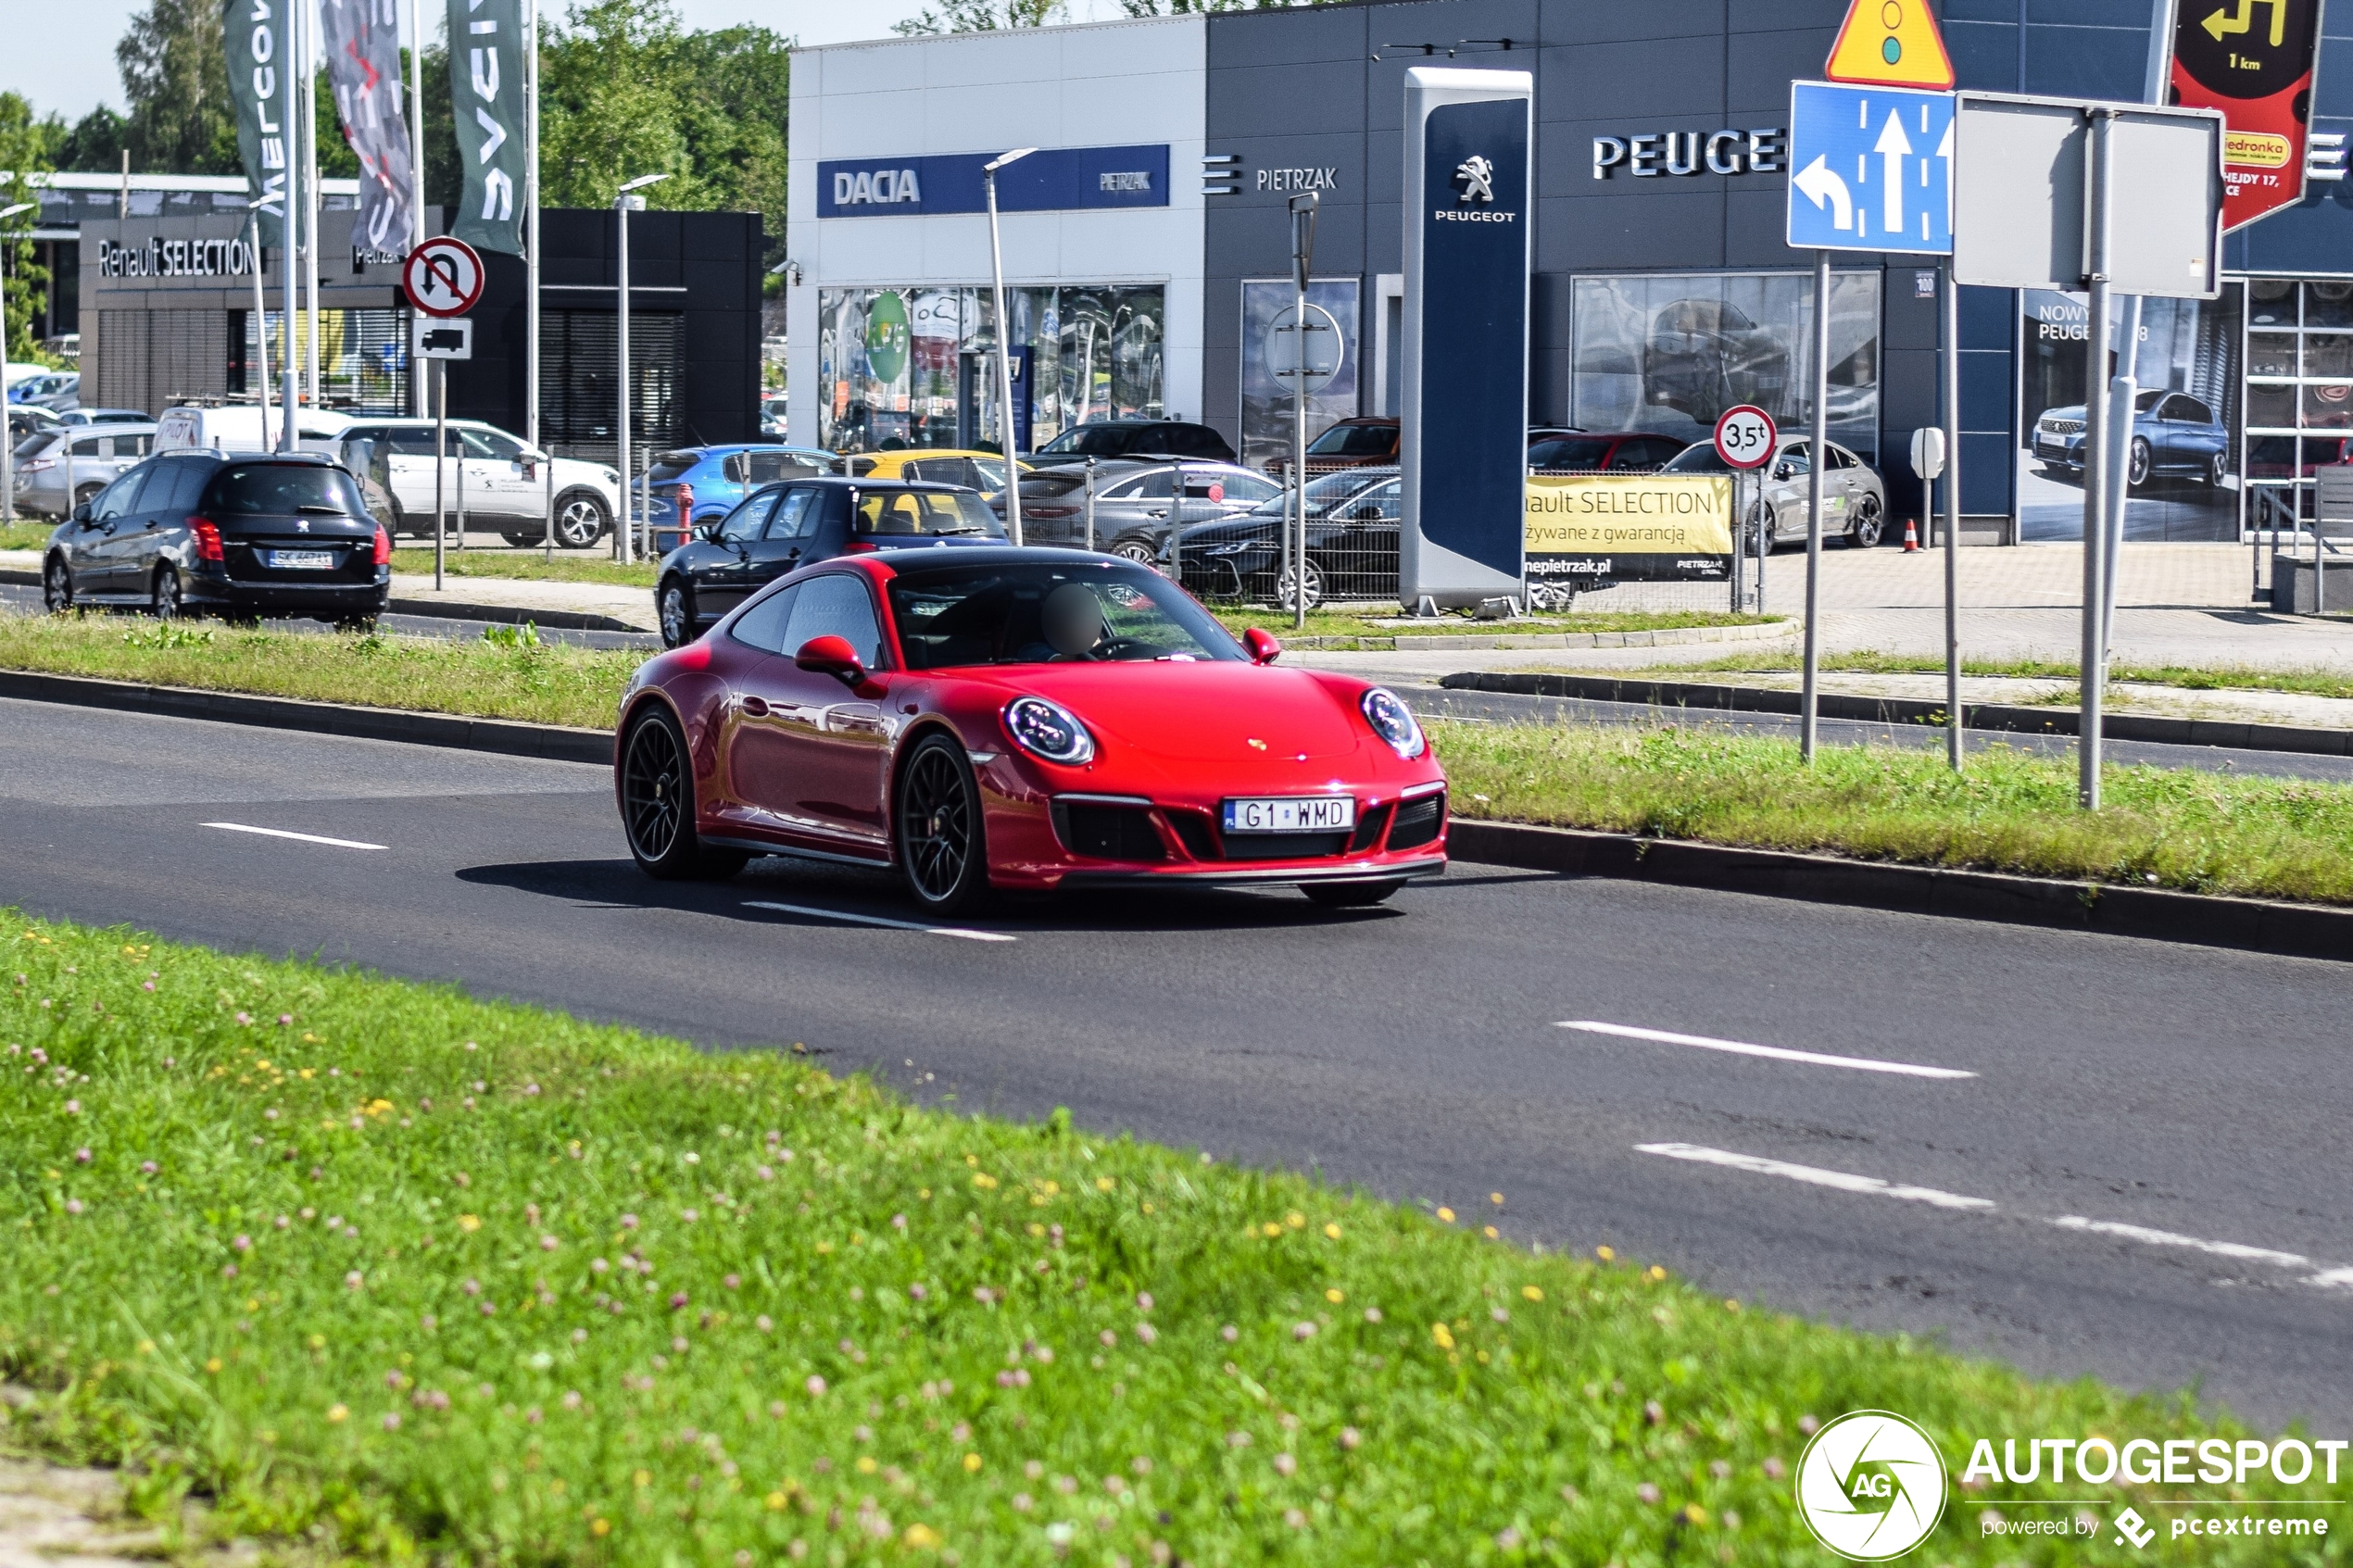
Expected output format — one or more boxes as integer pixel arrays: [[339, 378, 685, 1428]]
[[1794, 1411, 1950, 1561]]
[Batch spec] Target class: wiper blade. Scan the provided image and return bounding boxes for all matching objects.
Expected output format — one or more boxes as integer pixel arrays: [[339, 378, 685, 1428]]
[[295, 504, 348, 514]]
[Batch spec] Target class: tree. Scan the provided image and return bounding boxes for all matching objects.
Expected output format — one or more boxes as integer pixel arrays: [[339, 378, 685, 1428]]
[[114, 0, 241, 174], [0, 93, 54, 358], [892, 0, 1064, 34]]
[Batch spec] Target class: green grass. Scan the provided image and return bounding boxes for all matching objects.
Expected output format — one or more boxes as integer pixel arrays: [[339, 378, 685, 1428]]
[[1646, 650, 2353, 702], [0, 521, 58, 552], [0, 612, 639, 730], [1439, 720, 2353, 904], [1208, 608, 1780, 645], [388, 549, 660, 590], [1, 912, 2329, 1565]]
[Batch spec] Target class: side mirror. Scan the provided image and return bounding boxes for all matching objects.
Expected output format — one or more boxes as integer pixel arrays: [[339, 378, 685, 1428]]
[[1772, 461, 1795, 481], [72, 501, 94, 525], [1243, 627, 1282, 665], [795, 633, 867, 686]]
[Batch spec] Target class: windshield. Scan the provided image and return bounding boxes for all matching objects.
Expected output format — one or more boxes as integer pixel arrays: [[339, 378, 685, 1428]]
[[647, 452, 700, 483], [1305, 421, 1397, 457], [1037, 425, 1137, 456], [854, 488, 1006, 537], [1662, 444, 1730, 473], [887, 560, 1246, 669], [204, 464, 368, 516], [2134, 390, 2166, 413], [1528, 436, 1614, 469], [1245, 469, 1390, 519]]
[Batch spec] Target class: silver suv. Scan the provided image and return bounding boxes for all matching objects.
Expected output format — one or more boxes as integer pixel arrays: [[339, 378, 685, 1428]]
[[11, 423, 158, 519], [998, 459, 1281, 560]]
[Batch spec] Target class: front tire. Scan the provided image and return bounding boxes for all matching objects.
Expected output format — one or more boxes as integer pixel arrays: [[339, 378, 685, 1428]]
[[2127, 437, 2152, 489], [658, 579, 696, 648], [2208, 449, 2229, 487], [896, 734, 988, 914], [42, 555, 73, 613], [1109, 535, 1158, 566], [554, 491, 610, 550], [1303, 879, 1403, 908], [620, 706, 746, 881], [1275, 557, 1325, 612], [1747, 505, 1779, 555]]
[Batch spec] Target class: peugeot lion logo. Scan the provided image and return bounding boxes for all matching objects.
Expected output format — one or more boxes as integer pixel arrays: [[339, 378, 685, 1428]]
[[1454, 154, 1495, 203]]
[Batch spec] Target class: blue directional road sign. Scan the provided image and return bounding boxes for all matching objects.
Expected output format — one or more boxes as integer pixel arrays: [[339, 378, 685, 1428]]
[[1786, 81, 1955, 254]]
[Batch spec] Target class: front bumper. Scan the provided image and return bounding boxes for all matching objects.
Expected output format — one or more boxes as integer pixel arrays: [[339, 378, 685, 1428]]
[[2033, 430, 2086, 470]]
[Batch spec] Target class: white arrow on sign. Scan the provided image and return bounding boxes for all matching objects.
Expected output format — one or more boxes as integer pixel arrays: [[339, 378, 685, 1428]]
[[1793, 155, 1854, 232], [1874, 111, 1912, 240]]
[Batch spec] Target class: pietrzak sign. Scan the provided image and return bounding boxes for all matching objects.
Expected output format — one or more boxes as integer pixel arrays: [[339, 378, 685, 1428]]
[[1525, 473, 1734, 583]]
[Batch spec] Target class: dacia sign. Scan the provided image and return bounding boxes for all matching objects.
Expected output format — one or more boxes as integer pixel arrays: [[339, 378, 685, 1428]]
[[816, 145, 1170, 218], [833, 167, 924, 207]]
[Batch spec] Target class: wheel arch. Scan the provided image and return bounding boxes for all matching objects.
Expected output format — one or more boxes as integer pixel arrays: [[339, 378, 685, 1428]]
[[885, 717, 985, 870]]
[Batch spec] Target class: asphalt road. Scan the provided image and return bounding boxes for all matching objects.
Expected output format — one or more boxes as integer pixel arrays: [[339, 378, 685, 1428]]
[[5, 696, 2350, 1430]]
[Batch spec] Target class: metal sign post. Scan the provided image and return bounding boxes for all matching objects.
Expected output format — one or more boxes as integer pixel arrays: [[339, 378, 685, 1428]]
[[434, 362, 447, 590], [411, 316, 473, 592], [1713, 404, 1777, 617], [1940, 264, 1961, 769], [1288, 191, 1318, 628], [1803, 250, 1831, 762]]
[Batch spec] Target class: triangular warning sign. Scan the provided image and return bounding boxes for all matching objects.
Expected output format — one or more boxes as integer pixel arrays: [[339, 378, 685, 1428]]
[[1824, 0, 1956, 89]]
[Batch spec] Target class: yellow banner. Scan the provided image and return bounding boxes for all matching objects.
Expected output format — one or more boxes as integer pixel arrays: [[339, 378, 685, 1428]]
[[1525, 472, 1733, 557]]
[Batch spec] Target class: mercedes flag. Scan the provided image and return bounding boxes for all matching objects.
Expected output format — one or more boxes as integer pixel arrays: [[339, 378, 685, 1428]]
[[321, 0, 417, 259], [447, 0, 526, 256], [223, 0, 291, 247]]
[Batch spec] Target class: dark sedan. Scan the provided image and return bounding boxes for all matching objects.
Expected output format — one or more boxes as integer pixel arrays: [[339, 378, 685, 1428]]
[[41, 451, 389, 627], [1171, 469, 1400, 609], [654, 476, 1006, 647]]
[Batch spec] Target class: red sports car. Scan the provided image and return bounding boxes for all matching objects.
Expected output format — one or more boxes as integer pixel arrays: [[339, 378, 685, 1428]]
[[612, 547, 1447, 912]]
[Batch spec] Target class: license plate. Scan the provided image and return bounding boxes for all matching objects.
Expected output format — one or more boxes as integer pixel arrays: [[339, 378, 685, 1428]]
[[268, 549, 337, 570], [1223, 796, 1356, 834]]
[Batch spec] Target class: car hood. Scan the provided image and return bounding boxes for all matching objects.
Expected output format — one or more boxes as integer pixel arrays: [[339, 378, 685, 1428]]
[[2040, 406, 2091, 423], [997, 661, 1369, 763]]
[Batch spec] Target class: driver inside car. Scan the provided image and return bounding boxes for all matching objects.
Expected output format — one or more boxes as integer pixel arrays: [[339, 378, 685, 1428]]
[[1015, 582, 1107, 662]]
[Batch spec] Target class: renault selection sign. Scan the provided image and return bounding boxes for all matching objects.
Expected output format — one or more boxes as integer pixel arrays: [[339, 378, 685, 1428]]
[[1526, 473, 1734, 584], [1400, 68, 1532, 609]]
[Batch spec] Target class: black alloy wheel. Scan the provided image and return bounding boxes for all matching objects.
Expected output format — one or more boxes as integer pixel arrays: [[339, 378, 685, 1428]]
[[896, 734, 988, 913], [621, 707, 747, 881], [2208, 449, 2230, 487], [1303, 878, 1404, 908], [555, 492, 610, 549], [658, 580, 696, 648], [1748, 504, 1779, 556], [42, 556, 72, 613], [2128, 437, 2153, 489], [1846, 493, 1885, 549], [150, 565, 182, 620]]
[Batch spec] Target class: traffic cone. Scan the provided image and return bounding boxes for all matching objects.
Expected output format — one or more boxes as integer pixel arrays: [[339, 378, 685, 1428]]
[[1902, 516, 1920, 553]]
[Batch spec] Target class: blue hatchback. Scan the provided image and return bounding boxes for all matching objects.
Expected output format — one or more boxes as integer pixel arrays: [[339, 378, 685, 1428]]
[[645, 445, 841, 549], [2032, 390, 2230, 489]]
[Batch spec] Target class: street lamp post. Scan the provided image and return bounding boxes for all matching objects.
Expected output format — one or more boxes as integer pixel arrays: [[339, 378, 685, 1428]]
[[612, 172, 669, 565], [0, 201, 34, 523], [245, 194, 273, 445], [983, 147, 1034, 546]]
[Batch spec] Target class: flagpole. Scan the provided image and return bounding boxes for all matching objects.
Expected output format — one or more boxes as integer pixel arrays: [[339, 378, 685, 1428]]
[[278, 0, 301, 450], [303, 0, 323, 412], [525, 0, 541, 478], [406, 0, 427, 417]]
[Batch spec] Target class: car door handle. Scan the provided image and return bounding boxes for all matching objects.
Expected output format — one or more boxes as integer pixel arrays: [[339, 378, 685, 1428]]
[[1144, 508, 1167, 518], [741, 696, 771, 718]]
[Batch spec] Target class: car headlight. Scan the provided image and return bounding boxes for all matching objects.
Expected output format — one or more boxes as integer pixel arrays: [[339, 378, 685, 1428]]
[[1360, 687, 1425, 759], [600, 467, 620, 484], [1003, 696, 1096, 765]]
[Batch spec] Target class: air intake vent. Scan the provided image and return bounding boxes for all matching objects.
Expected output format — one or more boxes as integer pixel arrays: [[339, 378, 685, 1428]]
[[1054, 802, 1166, 861], [1387, 793, 1445, 850]]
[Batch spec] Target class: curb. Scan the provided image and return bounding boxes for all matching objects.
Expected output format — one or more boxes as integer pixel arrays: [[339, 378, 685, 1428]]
[[1446, 819, 2353, 963], [1280, 620, 1793, 653], [3, 568, 651, 635], [0, 669, 610, 765], [1441, 670, 2353, 758]]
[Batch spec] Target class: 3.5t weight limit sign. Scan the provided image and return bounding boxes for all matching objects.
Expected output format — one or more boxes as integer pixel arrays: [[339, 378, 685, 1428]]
[[1714, 405, 1778, 469], [402, 236, 484, 319]]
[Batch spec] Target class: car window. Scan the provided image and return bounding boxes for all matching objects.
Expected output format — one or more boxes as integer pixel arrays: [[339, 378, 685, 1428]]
[[853, 489, 1002, 537], [1038, 424, 1135, 457], [729, 582, 800, 654], [384, 429, 441, 458], [144, 459, 210, 515], [648, 451, 701, 483], [1306, 422, 1398, 458], [1217, 471, 1281, 505], [887, 559, 1245, 669], [765, 489, 819, 540], [1663, 444, 1727, 472], [70, 434, 108, 458], [747, 452, 818, 483], [90, 470, 151, 521], [1344, 479, 1403, 519], [718, 491, 780, 543], [1778, 443, 1810, 475], [782, 573, 885, 667], [1132, 471, 1176, 499], [203, 464, 369, 517], [1100, 475, 1151, 500], [1827, 445, 1856, 470], [2168, 395, 2213, 423], [461, 428, 525, 461], [1531, 436, 1612, 470]]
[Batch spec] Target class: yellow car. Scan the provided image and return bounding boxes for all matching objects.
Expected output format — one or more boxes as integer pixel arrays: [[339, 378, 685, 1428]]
[[844, 448, 1026, 491]]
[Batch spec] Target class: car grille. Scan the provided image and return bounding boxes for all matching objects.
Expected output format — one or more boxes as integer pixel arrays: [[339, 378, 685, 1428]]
[[1348, 804, 1394, 852], [1219, 831, 1353, 860], [1388, 793, 1445, 851], [1053, 802, 1166, 861], [2041, 419, 2085, 437]]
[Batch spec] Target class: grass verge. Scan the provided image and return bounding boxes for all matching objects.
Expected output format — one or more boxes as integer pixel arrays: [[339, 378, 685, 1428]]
[[1438, 720, 2353, 904], [1, 911, 2323, 1564], [0, 612, 637, 730], [0, 521, 57, 553], [1206, 608, 1780, 644], [388, 549, 660, 590], [1645, 650, 2353, 702]]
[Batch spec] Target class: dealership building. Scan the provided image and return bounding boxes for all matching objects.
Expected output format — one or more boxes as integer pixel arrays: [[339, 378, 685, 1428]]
[[787, 0, 2353, 542]]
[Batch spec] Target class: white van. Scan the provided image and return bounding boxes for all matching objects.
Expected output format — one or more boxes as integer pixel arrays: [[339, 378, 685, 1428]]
[[154, 404, 353, 458]]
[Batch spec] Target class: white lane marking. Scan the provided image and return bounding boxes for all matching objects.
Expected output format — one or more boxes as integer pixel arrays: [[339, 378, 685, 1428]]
[[741, 900, 1016, 943], [1634, 1142, 1995, 1210], [1560, 1019, 1976, 1080], [203, 822, 386, 851], [1637, 1141, 2353, 1291]]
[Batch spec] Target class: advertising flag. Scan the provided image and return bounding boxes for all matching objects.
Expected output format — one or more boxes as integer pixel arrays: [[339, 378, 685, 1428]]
[[321, 0, 417, 259], [447, 0, 525, 255], [222, 0, 291, 247]]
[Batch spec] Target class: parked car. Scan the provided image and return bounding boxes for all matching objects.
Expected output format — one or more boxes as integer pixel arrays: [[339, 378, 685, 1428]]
[[653, 477, 1006, 647], [2033, 390, 2230, 489], [1023, 420, 1238, 467], [1642, 296, 1791, 424], [845, 449, 1014, 489], [1267, 416, 1399, 482], [1662, 435, 1886, 550], [8, 404, 62, 447], [8, 370, 76, 408], [1001, 459, 1281, 560], [11, 423, 158, 518], [760, 395, 789, 440], [41, 449, 389, 626], [645, 445, 844, 549], [58, 408, 152, 427], [329, 418, 620, 547], [1170, 468, 1401, 608], [1526, 430, 1686, 471], [154, 404, 352, 456]]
